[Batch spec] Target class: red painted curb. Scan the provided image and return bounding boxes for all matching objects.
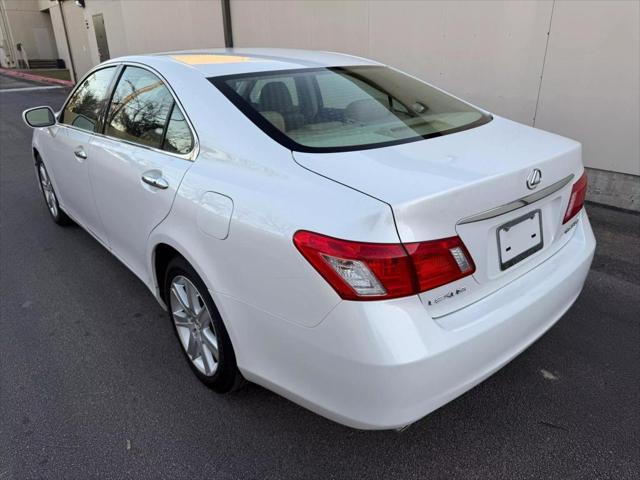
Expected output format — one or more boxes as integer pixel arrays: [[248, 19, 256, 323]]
[[0, 67, 74, 87]]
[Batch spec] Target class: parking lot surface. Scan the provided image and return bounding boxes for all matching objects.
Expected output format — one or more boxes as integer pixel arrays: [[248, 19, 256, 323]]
[[1, 75, 639, 479]]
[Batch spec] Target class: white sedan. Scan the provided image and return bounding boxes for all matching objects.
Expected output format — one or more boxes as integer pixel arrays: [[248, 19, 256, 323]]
[[22, 49, 595, 430]]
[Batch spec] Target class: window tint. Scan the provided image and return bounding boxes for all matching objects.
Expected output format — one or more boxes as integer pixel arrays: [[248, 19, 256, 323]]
[[62, 66, 116, 132], [215, 66, 490, 153], [162, 106, 193, 154], [316, 73, 378, 109], [249, 76, 299, 106], [105, 66, 174, 148]]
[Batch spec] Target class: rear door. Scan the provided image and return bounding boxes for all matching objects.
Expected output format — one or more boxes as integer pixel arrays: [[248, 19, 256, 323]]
[[88, 65, 196, 281], [50, 65, 118, 242]]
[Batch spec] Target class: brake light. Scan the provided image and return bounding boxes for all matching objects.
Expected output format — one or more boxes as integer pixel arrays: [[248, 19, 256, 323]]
[[404, 237, 475, 292], [563, 172, 588, 223], [293, 231, 475, 301]]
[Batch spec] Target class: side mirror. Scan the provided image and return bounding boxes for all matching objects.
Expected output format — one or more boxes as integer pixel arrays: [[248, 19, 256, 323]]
[[22, 106, 56, 128]]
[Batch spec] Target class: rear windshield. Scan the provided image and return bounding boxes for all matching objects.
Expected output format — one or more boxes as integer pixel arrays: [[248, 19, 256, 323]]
[[210, 66, 491, 153]]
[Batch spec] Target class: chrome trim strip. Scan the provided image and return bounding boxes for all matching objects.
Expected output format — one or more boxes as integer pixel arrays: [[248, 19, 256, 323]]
[[458, 173, 575, 225], [59, 123, 198, 162]]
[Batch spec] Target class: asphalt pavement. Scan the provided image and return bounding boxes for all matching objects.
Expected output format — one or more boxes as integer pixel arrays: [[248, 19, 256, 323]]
[[1, 73, 639, 479]]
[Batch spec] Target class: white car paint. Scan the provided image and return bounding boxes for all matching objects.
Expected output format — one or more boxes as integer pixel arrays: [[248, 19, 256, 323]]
[[26, 49, 595, 429]]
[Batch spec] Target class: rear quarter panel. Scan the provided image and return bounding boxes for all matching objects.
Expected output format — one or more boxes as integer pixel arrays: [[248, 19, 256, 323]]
[[147, 67, 399, 331]]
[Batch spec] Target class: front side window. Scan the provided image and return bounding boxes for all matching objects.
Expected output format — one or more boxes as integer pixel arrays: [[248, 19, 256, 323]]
[[105, 66, 174, 149], [212, 66, 491, 153], [62, 66, 117, 132]]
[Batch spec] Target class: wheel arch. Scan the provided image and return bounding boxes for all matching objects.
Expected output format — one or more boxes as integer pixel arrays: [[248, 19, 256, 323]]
[[150, 239, 244, 367], [153, 242, 186, 306], [150, 239, 219, 308], [33, 147, 42, 191]]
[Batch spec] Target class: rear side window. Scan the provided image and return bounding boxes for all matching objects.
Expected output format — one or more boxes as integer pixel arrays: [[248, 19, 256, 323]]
[[162, 106, 193, 154], [104, 66, 194, 154], [105, 66, 173, 149], [61, 66, 116, 132]]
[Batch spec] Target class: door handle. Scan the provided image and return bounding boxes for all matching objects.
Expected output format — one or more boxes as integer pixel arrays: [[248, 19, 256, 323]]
[[141, 172, 169, 190], [74, 147, 87, 160]]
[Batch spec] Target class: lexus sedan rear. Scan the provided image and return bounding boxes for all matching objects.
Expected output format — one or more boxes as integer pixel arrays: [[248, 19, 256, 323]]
[[22, 49, 595, 429]]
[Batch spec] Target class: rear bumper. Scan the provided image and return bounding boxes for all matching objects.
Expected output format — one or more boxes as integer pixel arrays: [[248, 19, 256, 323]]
[[229, 212, 595, 430]]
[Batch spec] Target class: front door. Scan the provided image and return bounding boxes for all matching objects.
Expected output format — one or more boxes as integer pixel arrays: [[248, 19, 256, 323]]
[[44, 126, 98, 231], [52, 65, 118, 242], [88, 65, 195, 281]]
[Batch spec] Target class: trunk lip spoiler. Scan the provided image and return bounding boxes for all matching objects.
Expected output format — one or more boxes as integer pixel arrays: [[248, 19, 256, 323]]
[[458, 174, 575, 225]]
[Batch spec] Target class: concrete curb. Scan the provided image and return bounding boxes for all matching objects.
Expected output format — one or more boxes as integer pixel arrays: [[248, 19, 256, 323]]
[[0, 68, 74, 87], [586, 167, 640, 212]]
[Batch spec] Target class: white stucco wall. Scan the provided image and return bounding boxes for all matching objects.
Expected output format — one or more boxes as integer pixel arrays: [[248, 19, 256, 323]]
[[27, 0, 640, 177], [74, 0, 225, 76], [231, 0, 640, 176], [0, 0, 58, 65], [534, 0, 639, 176]]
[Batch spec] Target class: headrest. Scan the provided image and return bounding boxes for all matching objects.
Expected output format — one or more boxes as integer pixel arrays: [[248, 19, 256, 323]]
[[259, 81, 294, 112]]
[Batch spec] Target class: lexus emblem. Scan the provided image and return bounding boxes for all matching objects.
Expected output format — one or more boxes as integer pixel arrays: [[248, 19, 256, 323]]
[[526, 169, 542, 190]]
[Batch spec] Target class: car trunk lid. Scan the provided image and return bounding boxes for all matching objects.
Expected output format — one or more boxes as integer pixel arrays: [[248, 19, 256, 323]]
[[293, 116, 584, 317]]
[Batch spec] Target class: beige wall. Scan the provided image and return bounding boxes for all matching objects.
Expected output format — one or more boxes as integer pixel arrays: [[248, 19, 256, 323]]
[[0, 0, 58, 66], [232, 0, 640, 176], [57, 0, 225, 78], [43, 0, 224, 81], [534, 1, 639, 176], [60, 0, 93, 79], [46, 2, 70, 71], [46, 0, 93, 82], [21, 0, 639, 177], [232, 0, 551, 125]]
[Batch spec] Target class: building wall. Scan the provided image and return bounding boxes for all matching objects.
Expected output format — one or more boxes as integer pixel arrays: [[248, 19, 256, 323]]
[[0, 0, 58, 67], [232, 0, 640, 177], [44, 0, 225, 80], [8, 0, 639, 206], [43, 0, 93, 82], [534, 1, 640, 177], [45, 1, 71, 71]]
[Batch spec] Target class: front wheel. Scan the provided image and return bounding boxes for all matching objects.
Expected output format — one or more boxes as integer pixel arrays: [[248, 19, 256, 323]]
[[165, 256, 245, 393], [37, 160, 72, 225]]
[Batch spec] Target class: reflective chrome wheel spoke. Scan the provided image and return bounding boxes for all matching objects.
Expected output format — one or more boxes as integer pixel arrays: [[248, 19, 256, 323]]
[[169, 275, 219, 376], [200, 339, 215, 375], [194, 304, 207, 325], [185, 282, 201, 316], [186, 330, 201, 359], [202, 328, 219, 362], [39, 165, 58, 217], [172, 310, 192, 328], [170, 282, 192, 316]]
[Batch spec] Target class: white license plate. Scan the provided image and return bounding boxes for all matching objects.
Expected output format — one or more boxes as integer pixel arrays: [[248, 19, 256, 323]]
[[497, 210, 543, 270]]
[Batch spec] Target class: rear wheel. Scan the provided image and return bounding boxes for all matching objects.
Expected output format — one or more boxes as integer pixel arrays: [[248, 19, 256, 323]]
[[165, 256, 244, 392], [37, 160, 72, 225]]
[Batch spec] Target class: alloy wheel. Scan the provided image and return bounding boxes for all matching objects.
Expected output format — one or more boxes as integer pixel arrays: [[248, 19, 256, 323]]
[[169, 275, 219, 376], [38, 163, 58, 218]]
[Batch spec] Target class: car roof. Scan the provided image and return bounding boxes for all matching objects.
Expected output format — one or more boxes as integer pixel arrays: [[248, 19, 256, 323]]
[[108, 48, 382, 77]]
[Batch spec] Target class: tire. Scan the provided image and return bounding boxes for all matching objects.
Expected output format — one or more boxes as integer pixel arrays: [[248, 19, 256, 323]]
[[164, 256, 245, 393], [36, 159, 72, 226]]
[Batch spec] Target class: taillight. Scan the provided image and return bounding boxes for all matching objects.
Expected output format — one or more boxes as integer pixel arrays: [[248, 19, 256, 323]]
[[404, 237, 475, 292], [293, 231, 475, 301], [563, 171, 588, 223]]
